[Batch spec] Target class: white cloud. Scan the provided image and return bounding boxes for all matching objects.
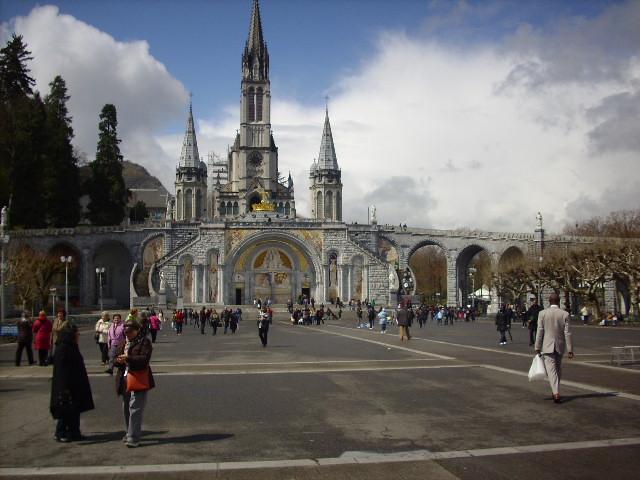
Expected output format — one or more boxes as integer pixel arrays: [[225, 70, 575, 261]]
[[1, 5, 188, 188], [4, 3, 639, 233]]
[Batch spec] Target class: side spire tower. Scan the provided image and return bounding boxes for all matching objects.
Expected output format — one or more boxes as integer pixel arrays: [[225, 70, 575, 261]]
[[309, 105, 342, 221], [179, 98, 200, 168], [175, 100, 207, 221]]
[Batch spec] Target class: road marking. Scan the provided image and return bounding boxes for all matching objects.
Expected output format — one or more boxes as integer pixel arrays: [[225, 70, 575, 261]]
[[481, 364, 640, 402], [328, 325, 640, 374], [151, 364, 471, 376], [278, 322, 454, 360], [2, 437, 639, 476]]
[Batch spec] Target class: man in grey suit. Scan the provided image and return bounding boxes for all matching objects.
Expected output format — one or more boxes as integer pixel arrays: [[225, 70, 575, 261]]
[[535, 293, 574, 403]]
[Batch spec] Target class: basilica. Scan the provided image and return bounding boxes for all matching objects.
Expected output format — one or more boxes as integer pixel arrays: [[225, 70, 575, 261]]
[[156, 0, 391, 307]]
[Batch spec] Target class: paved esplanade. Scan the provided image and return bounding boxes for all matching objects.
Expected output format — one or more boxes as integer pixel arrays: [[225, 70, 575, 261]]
[[1, 312, 639, 479]]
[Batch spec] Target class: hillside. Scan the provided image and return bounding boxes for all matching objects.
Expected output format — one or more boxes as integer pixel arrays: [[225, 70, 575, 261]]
[[79, 161, 169, 195]]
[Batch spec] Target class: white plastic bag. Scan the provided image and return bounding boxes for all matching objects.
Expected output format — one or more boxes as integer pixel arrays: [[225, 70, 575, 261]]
[[528, 354, 547, 382]]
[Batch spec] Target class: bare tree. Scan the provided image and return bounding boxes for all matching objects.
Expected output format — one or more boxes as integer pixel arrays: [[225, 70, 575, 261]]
[[5, 246, 64, 311]]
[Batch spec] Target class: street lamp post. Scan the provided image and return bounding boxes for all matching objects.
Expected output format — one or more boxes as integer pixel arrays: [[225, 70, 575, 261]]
[[60, 256, 73, 314], [435, 292, 441, 306], [0, 207, 9, 325], [468, 267, 477, 310], [49, 288, 57, 318], [95, 267, 105, 311]]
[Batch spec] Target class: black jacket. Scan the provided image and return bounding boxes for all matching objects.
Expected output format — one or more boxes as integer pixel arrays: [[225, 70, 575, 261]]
[[50, 332, 94, 418]]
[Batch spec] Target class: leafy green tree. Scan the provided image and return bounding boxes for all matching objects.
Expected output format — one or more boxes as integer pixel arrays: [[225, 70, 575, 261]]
[[43, 75, 80, 227], [87, 104, 127, 225]]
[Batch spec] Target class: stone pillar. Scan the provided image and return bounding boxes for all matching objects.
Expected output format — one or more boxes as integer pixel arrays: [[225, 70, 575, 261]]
[[202, 265, 208, 304], [347, 265, 352, 302], [338, 265, 345, 302], [217, 263, 227, 304], [323, 264, 330, 302], [446, 252, 458, 307], [193, 265, 200, 304]]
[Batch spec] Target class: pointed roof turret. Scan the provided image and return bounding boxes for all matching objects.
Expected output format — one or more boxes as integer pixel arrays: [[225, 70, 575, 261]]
[[242, 0, 269, 81], [317, 107, 339, 170], [179, 101, 201, 168]]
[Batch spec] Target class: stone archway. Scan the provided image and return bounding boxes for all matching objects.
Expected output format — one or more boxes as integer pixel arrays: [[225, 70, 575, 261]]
[[225, 233, 321, 305], [93, 240, 133, 308], [407, 240, 448, 305], [456, 244, 493, 311]]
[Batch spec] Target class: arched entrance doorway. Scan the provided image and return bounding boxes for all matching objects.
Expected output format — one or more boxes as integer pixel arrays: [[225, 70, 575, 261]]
[[226, 233, 320, 305]]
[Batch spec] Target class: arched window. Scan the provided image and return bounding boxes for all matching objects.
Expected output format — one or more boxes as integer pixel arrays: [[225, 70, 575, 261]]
[[233, 202, 239, 215], [256, 87, 263, 121], [336, 192, 342, 220], [325, 191, 334, 220], [226, 201, 232, 216], [285, 202, 291, 216], [219, 202, 225, 216], [277, 202, 284, 214], [316, 191, 323, 219], [247, 87, 255, 122], [185, 189, 193, 219]]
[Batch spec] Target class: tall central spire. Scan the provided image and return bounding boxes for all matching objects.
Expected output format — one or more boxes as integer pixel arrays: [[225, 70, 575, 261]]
[[242, 0, 269, 81]]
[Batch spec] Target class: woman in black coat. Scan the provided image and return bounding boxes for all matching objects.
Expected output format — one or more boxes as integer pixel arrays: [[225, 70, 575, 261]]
[[50, 324, 94, 442]]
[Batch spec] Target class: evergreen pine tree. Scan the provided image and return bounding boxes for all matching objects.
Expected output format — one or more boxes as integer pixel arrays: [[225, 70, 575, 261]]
[[0, 34, 35, 101], [43, 76, 80, 227], [87, 104, 127, 225], [0, 35, 46, 227]]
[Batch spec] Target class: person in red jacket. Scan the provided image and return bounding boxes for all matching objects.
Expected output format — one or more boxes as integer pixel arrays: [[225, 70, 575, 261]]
[[174, 309, 184, 335], [32, 311, 53, 366]]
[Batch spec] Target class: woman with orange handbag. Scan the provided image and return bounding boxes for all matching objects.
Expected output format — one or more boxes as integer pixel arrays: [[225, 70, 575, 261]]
[[114, 319, 155, 448]]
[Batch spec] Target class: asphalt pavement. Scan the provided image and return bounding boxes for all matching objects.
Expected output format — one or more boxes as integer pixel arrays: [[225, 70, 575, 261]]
[[1, 310, 639, 479]]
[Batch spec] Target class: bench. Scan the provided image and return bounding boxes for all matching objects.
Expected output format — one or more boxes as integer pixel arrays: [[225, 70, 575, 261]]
[[610, 346, 640, 366]]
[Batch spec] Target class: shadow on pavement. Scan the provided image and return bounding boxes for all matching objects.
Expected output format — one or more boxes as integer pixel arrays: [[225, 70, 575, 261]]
[[78, 430, 168, 445], [142, 432, 234, 445], [560, 392, 618, 403]]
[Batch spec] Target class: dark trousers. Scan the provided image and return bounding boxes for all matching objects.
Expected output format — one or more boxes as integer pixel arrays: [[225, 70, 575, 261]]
[[98, 342, 109, 363], [55, 410, 81, 439], [176, 323, 183, 334], [38, 349, 49, 366], [259, 328, 268, 346], [16, 341, 34, 366], [200, 323, 206, 335], [16, 340, 34, 367], [212, 324, 218, 335], [499, 330, 507, 343], [529, 328, 537, 345], [150, 329, 158, 343]]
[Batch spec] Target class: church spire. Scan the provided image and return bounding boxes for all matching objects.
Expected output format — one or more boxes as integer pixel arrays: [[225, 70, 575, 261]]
[[179, 100, 200, 168], [317, 107, 339, 170], [242, 0, 269, 81]]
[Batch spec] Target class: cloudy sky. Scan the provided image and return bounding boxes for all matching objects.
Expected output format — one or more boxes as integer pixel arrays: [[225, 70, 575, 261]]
[[1, 0, 638, 233]]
